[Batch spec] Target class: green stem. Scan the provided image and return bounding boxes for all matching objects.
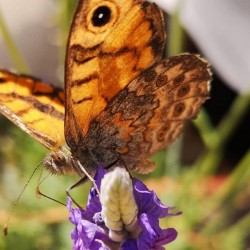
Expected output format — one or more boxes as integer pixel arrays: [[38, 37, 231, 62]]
[[0, 9, 29, 72], [200, 147, 250, 234], [193, 108, 218, 149], [57, 0, 76, 61], [193, 93, 250, 175], [227, 212, 250, 239], [167, 11, 185, 56], [217, 147, 250, 200], [165, 136, 183, 176], [216, 93, 250, 147], [205, 93, 250, 151]]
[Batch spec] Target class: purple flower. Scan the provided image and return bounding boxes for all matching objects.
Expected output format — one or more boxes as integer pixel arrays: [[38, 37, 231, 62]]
[[68, 166, 180, 250]]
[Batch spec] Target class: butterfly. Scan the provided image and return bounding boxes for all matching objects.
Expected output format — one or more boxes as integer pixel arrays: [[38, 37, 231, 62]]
[[0, 0, 211, 177]]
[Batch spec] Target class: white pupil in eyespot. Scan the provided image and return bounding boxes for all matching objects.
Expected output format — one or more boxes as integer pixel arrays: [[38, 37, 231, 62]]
[[98, 13, 104, 19]]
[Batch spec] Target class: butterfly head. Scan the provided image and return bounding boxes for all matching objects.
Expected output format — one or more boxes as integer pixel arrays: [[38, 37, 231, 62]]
[[43, 148, 75, 175]]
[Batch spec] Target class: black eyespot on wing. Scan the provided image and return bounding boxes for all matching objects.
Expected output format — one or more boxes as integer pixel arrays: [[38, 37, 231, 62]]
[[174, 103, 185, 117], [91, 6, 111, 27]]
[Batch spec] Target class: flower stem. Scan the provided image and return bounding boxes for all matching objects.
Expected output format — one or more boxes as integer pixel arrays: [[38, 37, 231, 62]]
[[57, 0, 76, 60], [0, 8, 29, 72], [216, 147, 250, 202], [194, 93, 250, 175], [217, 93, 250, 146], [200, 148, 250, 234], [167, 10, 185, 56]]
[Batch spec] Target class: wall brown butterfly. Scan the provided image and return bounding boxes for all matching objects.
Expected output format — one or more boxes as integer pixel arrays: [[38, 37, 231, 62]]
[[0, 0, 211, 177]]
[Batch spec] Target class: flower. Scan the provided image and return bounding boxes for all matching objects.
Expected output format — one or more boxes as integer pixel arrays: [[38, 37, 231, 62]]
[[68, 166, 181, 250]]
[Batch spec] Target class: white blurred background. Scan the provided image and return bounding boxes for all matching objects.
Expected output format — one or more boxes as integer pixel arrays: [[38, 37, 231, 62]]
[[0, 1, 59, 84]]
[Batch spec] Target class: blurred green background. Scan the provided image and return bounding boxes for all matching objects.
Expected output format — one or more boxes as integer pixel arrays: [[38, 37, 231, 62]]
[[1, 0, 250, 249]]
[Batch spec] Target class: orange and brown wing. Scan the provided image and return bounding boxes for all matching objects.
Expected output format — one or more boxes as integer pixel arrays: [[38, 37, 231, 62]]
[[86, 54, 211, 173], [65, 0, 165, 147], [0, 70, 65, 150]]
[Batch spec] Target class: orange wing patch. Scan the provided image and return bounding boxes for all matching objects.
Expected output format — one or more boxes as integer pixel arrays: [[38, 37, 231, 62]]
[[82, 54, 211, 173], [65, 0, 165, 147], [0, 70, 65, 149]]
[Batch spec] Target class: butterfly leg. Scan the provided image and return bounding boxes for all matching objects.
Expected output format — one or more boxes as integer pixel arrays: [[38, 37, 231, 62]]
[[36, 167, 89, 208], [36, 172, 66, 206], [36, 187, 66, 206], [66, 175, 89, 208], [75, 160, 100, 196], [66, 160, 101, 208]]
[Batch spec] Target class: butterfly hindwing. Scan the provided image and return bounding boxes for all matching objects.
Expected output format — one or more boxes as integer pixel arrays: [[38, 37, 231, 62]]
[[0, 70, 65, 149], [65, 0, 166, 148], [84, 54, 211, 173]]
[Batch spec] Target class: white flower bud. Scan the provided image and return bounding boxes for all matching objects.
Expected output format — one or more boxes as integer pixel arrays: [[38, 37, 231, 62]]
[[100, 167, 139, 242]]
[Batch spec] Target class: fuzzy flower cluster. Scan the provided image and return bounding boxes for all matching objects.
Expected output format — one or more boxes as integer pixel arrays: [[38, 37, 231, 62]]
[[67, 167, 181, 250]]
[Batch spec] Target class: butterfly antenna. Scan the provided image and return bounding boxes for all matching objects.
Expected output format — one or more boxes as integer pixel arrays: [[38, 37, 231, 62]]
[[3, 160, 43, 236]]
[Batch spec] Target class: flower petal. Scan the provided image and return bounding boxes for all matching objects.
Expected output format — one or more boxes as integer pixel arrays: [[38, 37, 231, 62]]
[[73, 219, 108, 249], [84, 166, 108, 221], [94, 165, 108, 189], [133, 179, 180, 218], [85, 192, 102, 222], [138, 213, 160, 250], [67, 197, 85, 226], [121, 239, 138, 250], [155, 228, 178, 246]]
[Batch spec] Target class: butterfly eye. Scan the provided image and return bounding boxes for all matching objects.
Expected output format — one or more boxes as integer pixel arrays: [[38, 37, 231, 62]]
[[91, 6, 111, 27]]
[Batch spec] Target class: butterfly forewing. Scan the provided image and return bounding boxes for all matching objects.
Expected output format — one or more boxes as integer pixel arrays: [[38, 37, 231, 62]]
[[0, 70, 65, 149], [65, 0, 166, 148]]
